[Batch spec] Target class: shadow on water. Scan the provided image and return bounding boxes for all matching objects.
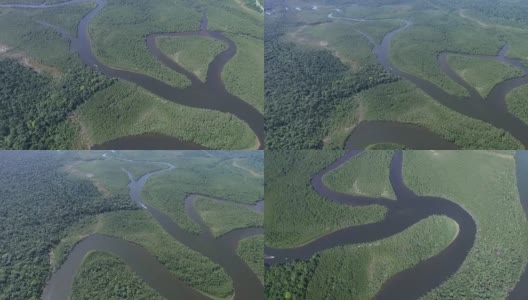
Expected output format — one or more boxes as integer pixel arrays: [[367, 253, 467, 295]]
[[265, 150, 477, 299], [0, 0, 263, 149], [42, 154, 263, 299]]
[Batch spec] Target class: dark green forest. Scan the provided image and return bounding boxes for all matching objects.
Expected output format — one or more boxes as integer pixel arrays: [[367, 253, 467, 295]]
[[430, 0, 528, 26], [0, 59, 113, 149], [264, 23, 397, 149], [265, 255, 320, 300], [0, 152, 136, 300]]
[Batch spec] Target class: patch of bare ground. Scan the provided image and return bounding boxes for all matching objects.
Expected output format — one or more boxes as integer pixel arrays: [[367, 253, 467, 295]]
[[62, 161, 111, 197], [68, 112, 93, 149], [0, 42, 62, 78]]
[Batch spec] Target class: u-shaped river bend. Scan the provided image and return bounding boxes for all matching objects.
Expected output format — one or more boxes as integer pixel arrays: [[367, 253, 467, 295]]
[[0, 0, 264, 150], [264, 150, 528, 299], [42, 154, 264, 300], [324, 12, 528, 149]]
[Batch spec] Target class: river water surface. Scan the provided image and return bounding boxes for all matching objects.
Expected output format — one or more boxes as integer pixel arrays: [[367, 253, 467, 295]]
[[42, 154, 263, 299], [326, 12, 528, 149], [265, 150, 477, 299], [0, 0, 263, 149]]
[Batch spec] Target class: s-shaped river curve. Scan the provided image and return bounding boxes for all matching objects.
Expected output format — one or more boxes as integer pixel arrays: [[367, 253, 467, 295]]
[[0, 0, 264, 150], [42, 153, 264, 299], [326, 12, 528, 149], [265, 150, 477, 299]]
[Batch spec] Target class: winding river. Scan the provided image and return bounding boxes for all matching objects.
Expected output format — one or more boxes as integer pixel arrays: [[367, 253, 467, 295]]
[[0, 0, 263, 150], [325, 12, 528, 149], [265, 150, 478, 299], [42, 154, 264, 299], [265, 150, 528, 299]]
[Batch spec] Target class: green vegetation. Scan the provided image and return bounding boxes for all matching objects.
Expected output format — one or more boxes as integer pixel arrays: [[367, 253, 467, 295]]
[[71, 251, 163, 300], [265, 39, 396, 149], [88, 0, 199, 88], [403, 150, 528, 299], [157, 36, 227, 82], [76, 81, 257, 149], [237, 235, 264, 283], [265, 254, 320, 300], [391, 9, 505, 98], [352, 19, 406, 44], [194, 196, 263, 237], [323, 151, 396, 200], [0, 2, 94, 69], [506, 84, 528, 126], [56, 210, 234, 298], [223, 34, 264, 112], [197, 0, 264, 112], [265, 216, 457, 300], [265, 151, 387, 248], [351, 81, 522, 149], [429, 0, 528, 27], [447, 54, 523, 97], [69, 159, 164, 195], [288, 21, 376, 71], [0, 58, 112, 149], [0, 151, 135, 300], [142, 154, 264, 233], [306, 216, 457, 299]]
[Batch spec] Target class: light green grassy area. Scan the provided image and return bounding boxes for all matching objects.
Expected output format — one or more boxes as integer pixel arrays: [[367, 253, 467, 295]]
[[323, 151, 396, 200], [204, 0, 262, 38], [88, 0, 200, 88], [0, 2, 94, 70], [287, 21, 375, 71], [237, 235, 264, 283], [306, 216, 458, 300], [403, 150, 528, 299], [75, 80, 257, 150], [157, 36, 227, 82], [322, 95, 361, 149], [69, 158, 164, 194], [324, 80, 523, 149], [265, 151, 387, 248], [71, 251, 164, 300], [506, 84, 528, 126], [222, 33, 264, 112], [341, 3, 417, 20], [200, 0, 263, 112], [194, 195, 263, 237], [352, 19, 406, 44], [142, 155, 264, 233], [447, 54, 523, 97], [54, 210, 234, 298], [504, 31, 528, 64], [391, 10, 505, 98]]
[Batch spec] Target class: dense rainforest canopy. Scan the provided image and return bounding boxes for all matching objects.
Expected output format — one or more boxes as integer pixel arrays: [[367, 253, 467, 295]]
[[0, 58, 113, 150], [0, 152, 135, 300]]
